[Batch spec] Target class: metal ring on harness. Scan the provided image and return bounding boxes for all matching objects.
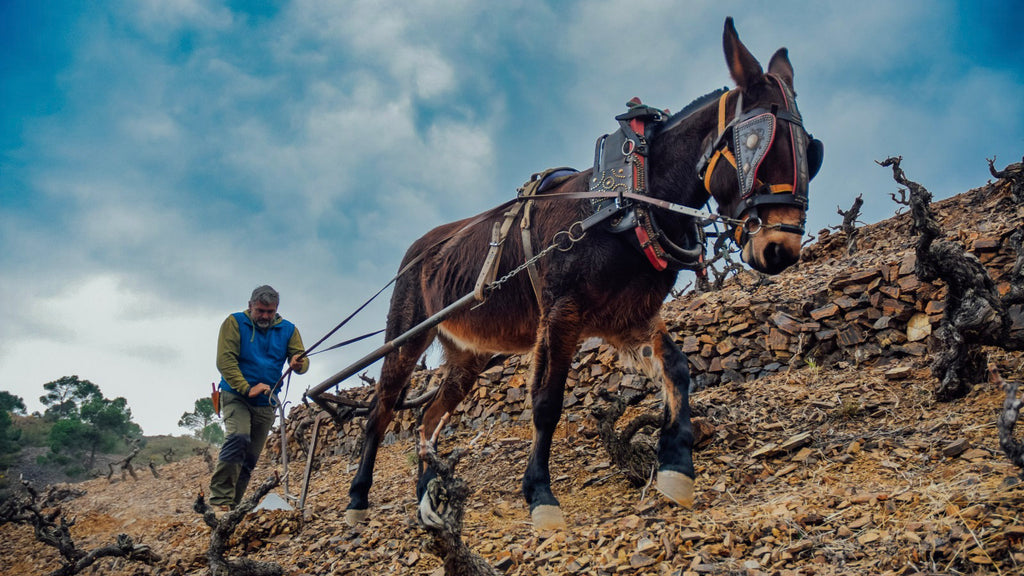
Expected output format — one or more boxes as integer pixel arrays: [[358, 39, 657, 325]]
[[554, 221, 586, 252], [621, 139, 636, 156], [743, 216, 763, 236]]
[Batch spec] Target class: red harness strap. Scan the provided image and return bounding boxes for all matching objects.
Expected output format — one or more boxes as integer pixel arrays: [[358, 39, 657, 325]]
[[635, 218, 668, 270], [627, 116, 670, 270]]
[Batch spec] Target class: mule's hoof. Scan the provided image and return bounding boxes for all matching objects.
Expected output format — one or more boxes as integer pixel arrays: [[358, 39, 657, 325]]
[[418, 493, 445, 529], [531, 504, 566, 531], [344, 507, 369, 527], [656, 470, 695, 508]]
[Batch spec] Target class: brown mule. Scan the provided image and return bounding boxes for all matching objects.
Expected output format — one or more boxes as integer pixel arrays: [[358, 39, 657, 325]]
[[343, 17, 822, 530]]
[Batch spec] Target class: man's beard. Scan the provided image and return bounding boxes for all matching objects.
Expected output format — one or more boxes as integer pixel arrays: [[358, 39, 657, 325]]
[[255, 317, 274, 329]]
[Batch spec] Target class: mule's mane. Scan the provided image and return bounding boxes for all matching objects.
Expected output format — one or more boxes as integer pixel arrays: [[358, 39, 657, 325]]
[[654, 87, 729, 137]]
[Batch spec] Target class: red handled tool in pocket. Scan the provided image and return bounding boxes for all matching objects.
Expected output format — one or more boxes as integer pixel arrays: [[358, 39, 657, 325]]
[[211, 382, 221, 417]]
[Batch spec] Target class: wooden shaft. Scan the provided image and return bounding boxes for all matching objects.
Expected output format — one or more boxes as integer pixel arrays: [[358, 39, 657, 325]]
[[305, 291, 479, 399]]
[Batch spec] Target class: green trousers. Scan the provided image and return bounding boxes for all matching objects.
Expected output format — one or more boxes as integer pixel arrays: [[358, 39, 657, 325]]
[[209, 392, 277, 508]]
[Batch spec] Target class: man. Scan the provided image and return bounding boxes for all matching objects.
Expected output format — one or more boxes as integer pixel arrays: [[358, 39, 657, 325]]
[[210, 285, 309, 510]]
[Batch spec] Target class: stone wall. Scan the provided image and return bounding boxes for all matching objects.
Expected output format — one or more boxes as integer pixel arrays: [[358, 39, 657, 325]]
[[272, 181, 1022, 463]]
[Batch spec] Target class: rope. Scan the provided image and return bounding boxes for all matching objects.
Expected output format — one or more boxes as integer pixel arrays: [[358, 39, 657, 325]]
[[305, 329, 386, 357]]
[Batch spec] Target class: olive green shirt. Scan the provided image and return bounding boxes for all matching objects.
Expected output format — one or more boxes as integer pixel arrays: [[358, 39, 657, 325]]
[[216, 311, 310, 396]]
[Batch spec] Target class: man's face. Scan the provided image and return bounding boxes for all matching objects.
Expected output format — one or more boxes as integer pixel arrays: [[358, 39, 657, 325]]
[[248, 301, 278, 329]]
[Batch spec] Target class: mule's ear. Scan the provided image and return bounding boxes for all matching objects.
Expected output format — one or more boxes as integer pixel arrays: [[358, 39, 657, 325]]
[[723, 17, 763, 91], [767, 48, 794, 87]]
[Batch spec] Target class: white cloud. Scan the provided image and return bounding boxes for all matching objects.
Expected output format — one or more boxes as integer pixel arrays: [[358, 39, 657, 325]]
[[394, 46, 456, 99], [1, 275, 219, 435], [420, 120, 496, 206], [287, 0, 465, 101], [122, 0, 234, 37]]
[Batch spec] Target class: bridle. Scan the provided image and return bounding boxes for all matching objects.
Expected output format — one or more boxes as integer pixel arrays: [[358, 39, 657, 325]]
[[696, 74, 823, 246]]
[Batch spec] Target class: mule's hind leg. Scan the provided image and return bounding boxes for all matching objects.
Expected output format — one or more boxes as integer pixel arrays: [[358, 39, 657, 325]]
[[523, 302, 582, 530], [652, 324, 696, 508], [416, 336, 491, 527], [346, 329, 433, 526]]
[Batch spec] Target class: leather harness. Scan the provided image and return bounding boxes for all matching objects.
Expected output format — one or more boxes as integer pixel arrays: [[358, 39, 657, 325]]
[[474, 167, 577, 303], [589, 98, 707, 272], [473, 84, 823, 305]]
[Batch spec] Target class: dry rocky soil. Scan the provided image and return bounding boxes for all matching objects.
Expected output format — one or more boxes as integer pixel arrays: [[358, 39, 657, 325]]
[[2, 171, 1024, 575]]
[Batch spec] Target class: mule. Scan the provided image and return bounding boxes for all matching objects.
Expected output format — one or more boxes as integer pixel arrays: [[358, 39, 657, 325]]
[[344, 17, 822, 530]]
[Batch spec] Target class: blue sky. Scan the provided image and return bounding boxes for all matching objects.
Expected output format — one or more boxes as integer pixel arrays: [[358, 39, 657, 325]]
[[2, 0, 1022, 436]]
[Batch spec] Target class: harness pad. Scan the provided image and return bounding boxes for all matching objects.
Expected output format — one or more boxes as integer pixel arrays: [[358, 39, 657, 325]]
[[587, 106, 705, 272], [589, 129, 634, 202]]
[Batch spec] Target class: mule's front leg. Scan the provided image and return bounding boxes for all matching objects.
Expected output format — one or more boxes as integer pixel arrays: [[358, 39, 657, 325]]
[[523, 306, 581, 530], [654, 329, 696, 508], [524, 365, 569, 530]]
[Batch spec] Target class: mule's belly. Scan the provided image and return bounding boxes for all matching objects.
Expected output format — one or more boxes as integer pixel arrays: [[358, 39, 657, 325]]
[[424, 259, 542, 354], [437, 311, 538, 355]]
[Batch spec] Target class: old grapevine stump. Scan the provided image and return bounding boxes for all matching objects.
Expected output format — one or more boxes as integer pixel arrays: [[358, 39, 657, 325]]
[[193, 474, 284, 576], [880, 156, 1023, 399], [992, 367, 1024, 476], [418, 418, 500, 576], [0, 480, 160, 576]]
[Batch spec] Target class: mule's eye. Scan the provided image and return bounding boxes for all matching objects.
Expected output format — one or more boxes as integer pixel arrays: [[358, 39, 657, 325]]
[[807, 138, 824, 180]]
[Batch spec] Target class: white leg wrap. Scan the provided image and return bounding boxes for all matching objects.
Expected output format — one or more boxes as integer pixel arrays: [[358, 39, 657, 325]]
[[531, 504, 567, 531], [656, 470, 695, 508], [418, 493, 445, 529], [344, 507, 369, 527]]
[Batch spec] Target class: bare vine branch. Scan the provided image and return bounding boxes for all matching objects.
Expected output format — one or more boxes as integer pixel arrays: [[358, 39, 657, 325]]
[[879, 156, 1023, 400], [988, 155, 1024, 202], [591, 389, 660, 487], [0, 481, 159, 576], [992, 367, 1024, 476], [193, 474, 284, 576], [832, 194, 864, 255], [418, 416, 501, 576]]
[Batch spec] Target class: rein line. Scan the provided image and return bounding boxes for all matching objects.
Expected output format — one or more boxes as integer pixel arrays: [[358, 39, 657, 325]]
[[523, 188, 745, 227], [289, 199, 521, 379], [303, 186, 755, 366]]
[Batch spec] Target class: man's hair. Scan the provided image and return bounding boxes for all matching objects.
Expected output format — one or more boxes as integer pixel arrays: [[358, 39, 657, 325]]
[[249, 285, 280, 306]]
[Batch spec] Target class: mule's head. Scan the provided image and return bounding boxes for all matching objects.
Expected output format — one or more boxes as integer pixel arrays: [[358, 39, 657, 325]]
[[699, 18, 823, 275]]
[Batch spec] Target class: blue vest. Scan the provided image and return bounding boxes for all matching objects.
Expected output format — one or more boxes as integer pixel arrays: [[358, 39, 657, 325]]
[[220, 312, 295, 406]]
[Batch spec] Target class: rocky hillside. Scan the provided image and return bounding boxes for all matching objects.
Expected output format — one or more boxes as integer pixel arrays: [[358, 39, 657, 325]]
[[2, 169, 1023, 576]]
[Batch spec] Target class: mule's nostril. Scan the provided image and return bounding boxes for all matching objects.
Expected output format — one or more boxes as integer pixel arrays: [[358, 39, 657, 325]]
[[764, 242, 798, 274]]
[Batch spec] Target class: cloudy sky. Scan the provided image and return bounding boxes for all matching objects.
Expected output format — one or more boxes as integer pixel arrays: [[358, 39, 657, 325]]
[[2, 0, 1021, 436]]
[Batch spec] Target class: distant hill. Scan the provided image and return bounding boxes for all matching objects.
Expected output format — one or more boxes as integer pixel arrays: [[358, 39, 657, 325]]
[[6, 429, 212, 486]]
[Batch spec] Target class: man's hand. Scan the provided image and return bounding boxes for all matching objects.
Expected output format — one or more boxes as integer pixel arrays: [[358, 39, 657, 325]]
[[289, 354, 305, 371], [248, 383, 272, 398]]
